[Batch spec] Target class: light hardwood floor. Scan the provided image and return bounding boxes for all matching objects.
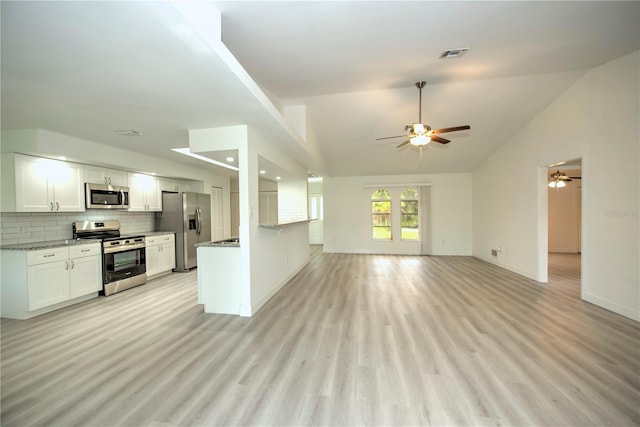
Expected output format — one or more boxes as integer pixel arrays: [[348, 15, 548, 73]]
[[1, 249, 638, 426]]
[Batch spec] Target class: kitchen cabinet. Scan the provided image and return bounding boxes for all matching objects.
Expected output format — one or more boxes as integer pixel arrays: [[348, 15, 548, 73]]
[[160, 178, 186, 193], [1, 242, 102, 319], [128, 173, 162, 211], [146, 233, 175, 279], [84, 165, 127, 186], [1, 153, 85, 212]]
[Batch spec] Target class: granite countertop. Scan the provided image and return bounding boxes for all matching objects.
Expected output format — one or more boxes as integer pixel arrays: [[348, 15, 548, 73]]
[[196, 238, 240, 248], [0, 239, 102, 251], [144, 231, 176, 237]]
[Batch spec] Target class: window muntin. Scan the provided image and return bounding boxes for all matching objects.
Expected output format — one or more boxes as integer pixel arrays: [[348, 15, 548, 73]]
[[400, 188, 419, 240], [372, 189, 391, 240]]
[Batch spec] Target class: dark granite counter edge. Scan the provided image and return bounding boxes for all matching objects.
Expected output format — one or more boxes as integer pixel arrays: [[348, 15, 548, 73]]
[[196, 242, 240, 248]]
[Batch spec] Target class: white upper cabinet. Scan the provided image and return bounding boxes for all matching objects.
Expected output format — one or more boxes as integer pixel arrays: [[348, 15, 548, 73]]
[[159, 178, 185, 193], [9, 154, 85, 212], [128, 173, 162, 211], [84, 166, 127, 187]]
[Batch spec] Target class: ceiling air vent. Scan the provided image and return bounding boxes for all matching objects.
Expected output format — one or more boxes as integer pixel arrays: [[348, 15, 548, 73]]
[[114, 129, 143, 136], [439, 48, 469, 59]]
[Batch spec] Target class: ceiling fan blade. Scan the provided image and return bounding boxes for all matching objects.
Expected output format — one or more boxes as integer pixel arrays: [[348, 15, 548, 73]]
[[396, 140, 410, 148], [431, 135, 450, 144], [569, 176, 582, 179], [432, 125, 471, 134], [376, 135, 407, 140]]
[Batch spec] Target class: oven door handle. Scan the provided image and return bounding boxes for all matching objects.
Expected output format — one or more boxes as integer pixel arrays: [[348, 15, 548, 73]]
[[103, 242, 146, 254]]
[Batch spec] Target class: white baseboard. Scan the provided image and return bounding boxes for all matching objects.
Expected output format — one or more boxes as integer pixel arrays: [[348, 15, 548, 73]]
[[474, 255, 539, 282], [250, 257, 311, 316], [582, 292, 640, 322]]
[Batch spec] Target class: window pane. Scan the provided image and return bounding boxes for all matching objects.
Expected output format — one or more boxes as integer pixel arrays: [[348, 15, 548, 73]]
[[373, 226, 392, 240], [372, 189, 391, 200], [310, 197, 318, 220], [372, 189, 392, 240], [401, 188, 418, 199], [401, 189, 419, 241]]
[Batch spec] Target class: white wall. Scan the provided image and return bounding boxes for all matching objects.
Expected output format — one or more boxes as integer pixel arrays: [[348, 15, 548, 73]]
[[548, 169, 581, 253], [277, 179, 308, 222], [246, 129, 310, 315], [473, 51, 639, 321], [324, 173, 472, 255], [308, 179, 324, 244]]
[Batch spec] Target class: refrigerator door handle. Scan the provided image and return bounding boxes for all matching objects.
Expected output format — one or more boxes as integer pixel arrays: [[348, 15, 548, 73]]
[[196, 208, 201, 235]]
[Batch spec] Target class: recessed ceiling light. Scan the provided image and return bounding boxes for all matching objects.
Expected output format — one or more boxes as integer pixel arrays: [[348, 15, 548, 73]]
[[114, 129, 143, 136], [172, 148, 239, 171], [226, 157, 234, 162], [260, 170, 266, 174], [439, 48, 469, 59], [276, 176, 281, 180]]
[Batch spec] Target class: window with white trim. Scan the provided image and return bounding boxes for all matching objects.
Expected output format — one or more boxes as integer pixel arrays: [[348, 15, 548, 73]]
[[400, 188, 419, 240], [371, 189, 392, 240]]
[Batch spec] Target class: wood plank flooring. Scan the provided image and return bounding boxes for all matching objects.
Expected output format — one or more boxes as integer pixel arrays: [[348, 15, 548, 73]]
[[1, 249, 639, 426]]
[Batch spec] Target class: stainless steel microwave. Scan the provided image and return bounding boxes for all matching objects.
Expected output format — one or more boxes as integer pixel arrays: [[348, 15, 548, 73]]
[[85, 183, 130, 209]]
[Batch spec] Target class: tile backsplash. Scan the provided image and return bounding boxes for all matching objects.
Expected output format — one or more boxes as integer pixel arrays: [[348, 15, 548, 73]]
[[0, 211, 155, 246]]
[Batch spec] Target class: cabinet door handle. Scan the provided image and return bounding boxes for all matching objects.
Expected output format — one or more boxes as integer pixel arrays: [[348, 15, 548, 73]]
[[81, 249, 90, 253], [70, 260, 75, 269], [65, 260, 69, 270], [44, 253, 55, 258], [55, 202, 59, 211], [50, 202, 54, 211], [104, 177, 108, 184], [108, 177, 112, 185]]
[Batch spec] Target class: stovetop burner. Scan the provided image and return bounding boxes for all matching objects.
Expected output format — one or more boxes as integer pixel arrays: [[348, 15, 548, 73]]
[[73, 220, 121, 241]]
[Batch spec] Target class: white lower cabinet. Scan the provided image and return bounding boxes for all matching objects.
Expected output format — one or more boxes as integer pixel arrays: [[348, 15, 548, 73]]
[[146, 234, 175, 279], [1, 243, 102, 319]]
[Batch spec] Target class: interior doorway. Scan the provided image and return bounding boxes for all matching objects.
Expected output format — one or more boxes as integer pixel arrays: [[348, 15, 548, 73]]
[[546, 159, 582, 294]]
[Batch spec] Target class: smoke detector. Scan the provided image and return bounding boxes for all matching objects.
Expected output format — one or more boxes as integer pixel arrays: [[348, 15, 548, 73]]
[[114, 129, 143, 136], [439, 48, 470, 59]]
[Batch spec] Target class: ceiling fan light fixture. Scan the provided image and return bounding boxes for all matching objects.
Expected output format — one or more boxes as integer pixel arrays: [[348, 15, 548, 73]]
[[411, 135, 431, 146], [413, 123, 425, 134]]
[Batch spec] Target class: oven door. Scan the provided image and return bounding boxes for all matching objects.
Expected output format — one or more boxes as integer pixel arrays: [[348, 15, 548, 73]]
[[103, 246, 146, 284]]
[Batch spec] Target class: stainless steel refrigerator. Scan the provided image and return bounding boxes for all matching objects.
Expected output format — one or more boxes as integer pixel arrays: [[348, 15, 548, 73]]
[[155, 192, 211, 272]]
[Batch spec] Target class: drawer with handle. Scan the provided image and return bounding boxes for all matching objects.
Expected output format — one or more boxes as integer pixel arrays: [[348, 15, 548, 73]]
[[69, 244, 101, 259], [27, 247, 68, 266]]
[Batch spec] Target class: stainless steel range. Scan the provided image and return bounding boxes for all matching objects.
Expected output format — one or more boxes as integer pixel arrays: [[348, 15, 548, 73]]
[[73, 220, 146, 296]]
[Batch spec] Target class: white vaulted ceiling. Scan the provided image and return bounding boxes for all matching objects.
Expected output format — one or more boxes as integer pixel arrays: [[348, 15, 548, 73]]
[[2, 1, 639, 177]]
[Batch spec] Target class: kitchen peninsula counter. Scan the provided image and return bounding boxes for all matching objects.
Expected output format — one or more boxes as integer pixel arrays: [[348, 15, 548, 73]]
[[196, 241, 242, 315]]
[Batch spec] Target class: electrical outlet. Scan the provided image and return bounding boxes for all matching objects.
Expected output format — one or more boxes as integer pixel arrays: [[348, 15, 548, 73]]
[[491, 249, 498, 257]]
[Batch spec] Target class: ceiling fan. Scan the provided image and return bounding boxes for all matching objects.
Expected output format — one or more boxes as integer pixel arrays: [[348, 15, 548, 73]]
[[548, 170, 581, 188], [376, 81, 470, 158]]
